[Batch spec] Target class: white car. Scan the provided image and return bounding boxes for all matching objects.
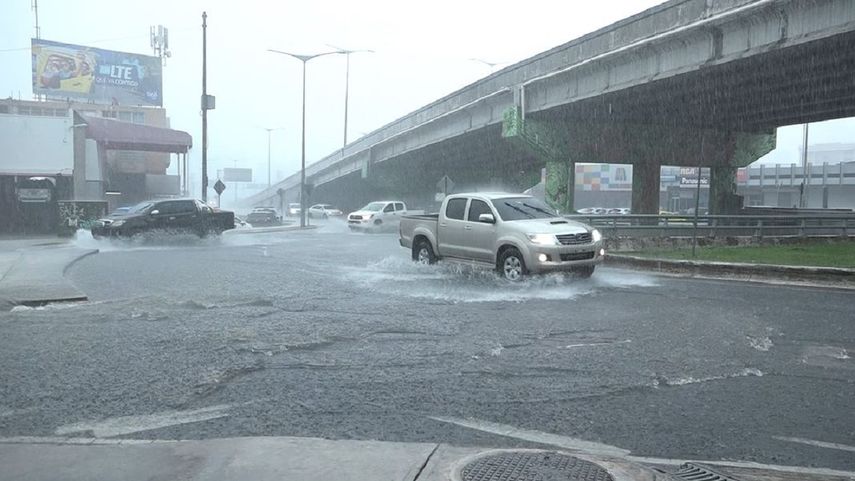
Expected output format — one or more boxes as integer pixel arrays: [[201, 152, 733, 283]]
[[347, 201, 408, 232], [286, 203, 301, 217], [307, 204, 343, 219]]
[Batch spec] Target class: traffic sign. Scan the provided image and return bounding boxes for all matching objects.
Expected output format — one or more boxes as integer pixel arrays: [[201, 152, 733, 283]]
[[213, 179, 226, 195], [436, 175, 455, 195]]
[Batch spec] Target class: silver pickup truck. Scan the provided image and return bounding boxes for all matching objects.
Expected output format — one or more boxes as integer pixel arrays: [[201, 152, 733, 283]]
[[399, 193, 604, 280]]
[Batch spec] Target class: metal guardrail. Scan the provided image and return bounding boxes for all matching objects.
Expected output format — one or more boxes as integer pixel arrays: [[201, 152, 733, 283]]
[[564, 214, 855, 239]]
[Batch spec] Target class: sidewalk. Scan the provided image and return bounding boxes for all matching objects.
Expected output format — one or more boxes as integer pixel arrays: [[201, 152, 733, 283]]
[[1, 435, 851, 481], [0, 436, 658, 481], [0, 237, 96, 308]]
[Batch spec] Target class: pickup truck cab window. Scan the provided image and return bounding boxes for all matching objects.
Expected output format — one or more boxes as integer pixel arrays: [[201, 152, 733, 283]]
[[445, 198, 467, 220], [467, 199, 493, 221], [383, 203, 395, 213], [394, 202, 405, 211], [363, 202, 385, 212]]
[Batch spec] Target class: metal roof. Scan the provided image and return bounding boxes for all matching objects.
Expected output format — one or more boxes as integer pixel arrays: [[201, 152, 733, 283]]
[[77, 111, 192, 153]]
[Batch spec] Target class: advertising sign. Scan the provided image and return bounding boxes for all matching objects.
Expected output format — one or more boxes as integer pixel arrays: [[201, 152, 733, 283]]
[[32, 39, 163, 106], [222, 168, 252, 182], [679, 167, 710, 186]]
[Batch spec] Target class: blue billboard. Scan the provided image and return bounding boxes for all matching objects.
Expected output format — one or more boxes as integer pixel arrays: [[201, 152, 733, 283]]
[[32, 39, 163, 107]]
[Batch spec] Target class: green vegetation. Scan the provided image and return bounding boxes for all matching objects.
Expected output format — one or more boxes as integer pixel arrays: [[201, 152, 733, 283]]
[[628, 241, 855, 268]]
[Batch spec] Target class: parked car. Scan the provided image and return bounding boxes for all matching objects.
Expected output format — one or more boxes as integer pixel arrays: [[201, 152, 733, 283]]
[[347, 201, 409, 232], [286, 203, 301, 217], [399, 193, 604, 280], [246, 207, 281, 226], [307, 204, 343, 219], [91, 199, 234, 238]]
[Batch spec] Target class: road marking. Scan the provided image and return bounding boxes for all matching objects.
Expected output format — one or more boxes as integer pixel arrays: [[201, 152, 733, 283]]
[[772, 435, 855, 453], [429, 416, 855, 478], [54, 404, 233, 438], [427, 416, 630, 456], [561, 340, 631, 349]]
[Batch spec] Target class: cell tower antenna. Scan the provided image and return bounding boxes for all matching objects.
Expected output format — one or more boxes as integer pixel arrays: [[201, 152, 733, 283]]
[[150, 25, 171, 65], [32, 0, 41, 39]]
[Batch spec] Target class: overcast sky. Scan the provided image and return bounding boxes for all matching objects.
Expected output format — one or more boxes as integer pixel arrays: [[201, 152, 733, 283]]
[[2, 0, 853, 191]]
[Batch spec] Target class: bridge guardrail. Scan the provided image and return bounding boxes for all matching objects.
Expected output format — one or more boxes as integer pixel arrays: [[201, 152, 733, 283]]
[[564, 214, 855, 239]]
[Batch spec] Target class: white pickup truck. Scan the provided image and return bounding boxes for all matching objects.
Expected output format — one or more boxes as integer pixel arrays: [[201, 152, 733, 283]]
[[347, 200, 411, 232], [399, 193, 604, 280]]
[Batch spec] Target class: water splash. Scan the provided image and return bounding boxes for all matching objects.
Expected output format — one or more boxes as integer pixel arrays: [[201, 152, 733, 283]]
[[747, 336, 774, 351], [342, 255, 657, 303]]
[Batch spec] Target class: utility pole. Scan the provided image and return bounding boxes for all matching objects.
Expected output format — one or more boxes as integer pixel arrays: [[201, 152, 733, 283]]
[[201, 12, 208, 202]]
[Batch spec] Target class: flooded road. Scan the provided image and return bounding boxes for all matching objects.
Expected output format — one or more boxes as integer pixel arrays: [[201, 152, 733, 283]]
[[1, 222, 854, 470]]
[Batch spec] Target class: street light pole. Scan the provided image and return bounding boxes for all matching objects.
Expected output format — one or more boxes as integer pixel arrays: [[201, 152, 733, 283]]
[[268, 49, 344, 228], [327, 46, 373, 149], [262, 127, 285, 188]]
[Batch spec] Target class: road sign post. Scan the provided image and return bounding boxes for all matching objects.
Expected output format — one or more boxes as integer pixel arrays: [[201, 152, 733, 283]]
[[436, 175, 455, 199], [213, 179, 226, 208]]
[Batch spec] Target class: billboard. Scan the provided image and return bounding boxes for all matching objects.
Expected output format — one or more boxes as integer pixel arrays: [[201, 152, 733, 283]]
[[679, 167, 710, 186], [222, 168, 252, 182], [32, 39, 163, 106]]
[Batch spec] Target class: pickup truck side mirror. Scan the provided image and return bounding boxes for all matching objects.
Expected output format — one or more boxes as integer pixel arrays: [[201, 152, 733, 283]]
[[150, 209, 160, 216], [478, 213, 495, 224]]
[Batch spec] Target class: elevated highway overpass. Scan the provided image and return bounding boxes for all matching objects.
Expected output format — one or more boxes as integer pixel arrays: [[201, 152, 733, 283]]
[[246, 0, 855, 215]]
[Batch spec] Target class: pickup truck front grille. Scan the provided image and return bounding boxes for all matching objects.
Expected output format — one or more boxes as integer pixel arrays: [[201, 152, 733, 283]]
[[557, 233, 592, 245], [349, 215, 363, 220], [560, 251, 595, 262]]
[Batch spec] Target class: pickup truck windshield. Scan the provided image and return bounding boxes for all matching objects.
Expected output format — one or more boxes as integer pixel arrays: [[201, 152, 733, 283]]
[[362, 202, 386, 211], [494, 198, 557, 221]]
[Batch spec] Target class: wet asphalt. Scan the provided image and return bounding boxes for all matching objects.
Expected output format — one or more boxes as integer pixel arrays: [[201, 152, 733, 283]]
[[1, 220, 853, 470]]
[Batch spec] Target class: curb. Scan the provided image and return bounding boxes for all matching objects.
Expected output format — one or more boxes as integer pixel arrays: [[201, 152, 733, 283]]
[[62, 248, 100, 275], [225, 225, 317, 235], [605, 254, 855, 288]]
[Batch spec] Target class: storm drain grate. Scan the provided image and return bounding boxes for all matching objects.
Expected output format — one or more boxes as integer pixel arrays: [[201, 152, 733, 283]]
[[672, 463, 742, 481], [460, 451, 613, 481]]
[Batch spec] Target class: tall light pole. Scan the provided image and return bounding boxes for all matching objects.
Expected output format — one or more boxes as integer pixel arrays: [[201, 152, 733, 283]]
[[268, 49, 343, 228], [262, 127, 285, 188], [328, 45, 373, 148]]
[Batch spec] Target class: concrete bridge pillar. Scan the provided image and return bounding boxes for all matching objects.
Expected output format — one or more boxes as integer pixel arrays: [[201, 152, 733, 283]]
[[631, 159, 661, 215], [545, 158, 575, 214]]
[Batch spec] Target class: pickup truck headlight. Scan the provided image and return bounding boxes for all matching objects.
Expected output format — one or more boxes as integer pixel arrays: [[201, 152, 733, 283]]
[[110, 220, 125, 228], [526, 233, 558, 245], [591, 229, 602, 243]]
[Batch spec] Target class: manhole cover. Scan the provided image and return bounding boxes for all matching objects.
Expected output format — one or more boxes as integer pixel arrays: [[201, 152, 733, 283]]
[[460, 451, 614, 481]]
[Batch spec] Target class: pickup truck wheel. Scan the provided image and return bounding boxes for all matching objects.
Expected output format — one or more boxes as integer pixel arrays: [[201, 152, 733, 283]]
[[499, 248, 527, 281], [413, 240, 437, 265]]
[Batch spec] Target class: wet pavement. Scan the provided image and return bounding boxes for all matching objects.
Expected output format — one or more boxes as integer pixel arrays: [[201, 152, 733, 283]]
[[1, 220, 853, 470]]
